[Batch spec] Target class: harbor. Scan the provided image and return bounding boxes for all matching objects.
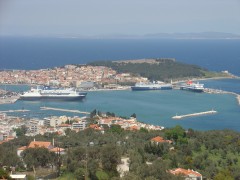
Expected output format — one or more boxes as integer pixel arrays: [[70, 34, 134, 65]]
[[172, 110, 217, 119], [40, 106, 90, 114], [0, 78, 240, 131]]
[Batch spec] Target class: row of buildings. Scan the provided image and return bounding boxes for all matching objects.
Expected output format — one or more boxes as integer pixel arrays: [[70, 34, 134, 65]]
[[0, 110, 165, 145], [0, 110, 166, 147], [0, 64, 147, 88]]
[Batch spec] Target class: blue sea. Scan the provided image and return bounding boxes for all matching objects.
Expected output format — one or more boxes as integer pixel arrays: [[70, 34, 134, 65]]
[[0, 37, 240, 131], [0, 37, 240, 76]]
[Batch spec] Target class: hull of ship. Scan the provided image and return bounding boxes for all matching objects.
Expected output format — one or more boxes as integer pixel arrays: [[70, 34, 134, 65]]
[[131, 86, 172, 91], [180, 87, 204, 93], [19, 95, 86, 101]]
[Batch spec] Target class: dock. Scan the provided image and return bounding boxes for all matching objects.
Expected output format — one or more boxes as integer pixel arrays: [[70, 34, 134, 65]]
[[172, 110, 217, 119], [0, 109, 30, 113], [0, 96, 20, 104], [40, 106, 90, 114]]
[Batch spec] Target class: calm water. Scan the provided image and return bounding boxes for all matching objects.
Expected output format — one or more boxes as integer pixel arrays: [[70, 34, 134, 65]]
[[0, 37, 240, 76], [0, 80, 240, 131], [0, 37, 240, 131]]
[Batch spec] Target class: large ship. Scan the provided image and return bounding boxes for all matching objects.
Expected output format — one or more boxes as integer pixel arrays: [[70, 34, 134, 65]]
[[19, 86, 87, 101], [131, 81, 172, 91], [180, 81, 204, 92]]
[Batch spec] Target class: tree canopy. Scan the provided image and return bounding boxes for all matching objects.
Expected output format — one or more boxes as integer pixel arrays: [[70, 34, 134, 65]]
[[1, 126, 240, 179], [88, 59, 209, 81]]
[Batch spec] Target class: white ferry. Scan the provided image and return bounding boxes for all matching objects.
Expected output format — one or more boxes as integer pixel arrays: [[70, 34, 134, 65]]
[[19, 86, 87, 101], [180, 81, 204, 92], [131, 81, 172, 91]]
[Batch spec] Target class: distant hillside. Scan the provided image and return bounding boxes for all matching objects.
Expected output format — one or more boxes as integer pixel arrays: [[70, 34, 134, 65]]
[[88, 58, 222, 81], [55, 32, 240, 39], [143, 32, 240, 39]]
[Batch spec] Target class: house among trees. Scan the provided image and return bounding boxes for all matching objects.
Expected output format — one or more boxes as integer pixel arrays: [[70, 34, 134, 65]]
[[169, 168, 202, 180], [150, 136, 172, 144], [50, 147, 65, 155], [17, 139, 65, 156]]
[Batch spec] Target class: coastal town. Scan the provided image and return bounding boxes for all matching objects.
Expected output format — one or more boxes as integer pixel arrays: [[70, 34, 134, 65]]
[[0, 62, 239, 140], [0, 64, 147, 88], [0, 63, 240, 179], [0, 109, 164, 143]]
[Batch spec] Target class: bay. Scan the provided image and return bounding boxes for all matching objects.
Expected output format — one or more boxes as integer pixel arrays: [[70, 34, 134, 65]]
[[1, 37, 240, 131], [0, 79, 240, 131]]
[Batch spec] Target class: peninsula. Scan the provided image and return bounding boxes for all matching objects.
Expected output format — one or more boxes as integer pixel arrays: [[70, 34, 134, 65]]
[[0, 59, 233, 90]]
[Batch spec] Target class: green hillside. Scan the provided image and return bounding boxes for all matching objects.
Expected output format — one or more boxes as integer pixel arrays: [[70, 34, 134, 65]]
[[88, 59, 227, 81]]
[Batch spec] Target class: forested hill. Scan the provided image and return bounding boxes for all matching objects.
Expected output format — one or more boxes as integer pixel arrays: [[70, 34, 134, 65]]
[[88, 58, 213, 81], [1, 125, 240, 179]]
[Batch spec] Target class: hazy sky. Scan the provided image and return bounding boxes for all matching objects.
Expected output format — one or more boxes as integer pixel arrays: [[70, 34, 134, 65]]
[[0, 0, 240, 36]]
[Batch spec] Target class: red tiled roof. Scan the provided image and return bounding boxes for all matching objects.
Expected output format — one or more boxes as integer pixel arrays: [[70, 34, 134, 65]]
[[169, 168, 202, 177], [17, 146, 27, 151], [28, 141, 52, 149], [89, 124, 102, 130], [50, 147, 65, 152], [89, 124, 99, 128], [151, 136, 172, 143], [130, 125, 139, 131]]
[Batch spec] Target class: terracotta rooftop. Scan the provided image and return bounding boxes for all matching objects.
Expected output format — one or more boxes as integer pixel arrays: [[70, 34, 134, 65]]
[[129, 125, 139, 131], [28, 141, 52, 149], [50, 147, 65, 152], [151, 136, 172, 144], [89, 124, 103, 130], [17, 146, 27, 151], [169, 168, 202, 177], [89, 124, 99, 128]]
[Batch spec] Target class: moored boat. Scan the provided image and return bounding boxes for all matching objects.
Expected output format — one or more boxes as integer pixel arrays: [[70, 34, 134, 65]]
[[180, 81, 204, 92], [131, 81, 172, 91], [19, 86, 87, 101]]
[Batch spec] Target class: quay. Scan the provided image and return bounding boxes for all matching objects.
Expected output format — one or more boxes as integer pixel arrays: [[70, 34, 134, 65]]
[[40, 106, 90, 114], [172, 110, 217, 119], [0, 96, 19, 104], [0, 109, 30, 113]]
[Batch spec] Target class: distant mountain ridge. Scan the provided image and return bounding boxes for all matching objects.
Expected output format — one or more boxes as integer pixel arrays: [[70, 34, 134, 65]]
[[4, 32, 239, 39], [55, 32, 240, 39], [143, 32, 240, 39]]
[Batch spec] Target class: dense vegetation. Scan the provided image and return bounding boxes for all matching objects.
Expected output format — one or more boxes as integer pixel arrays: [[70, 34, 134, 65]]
[[88, 59, 212, 81], [1, 124, 240, 179]]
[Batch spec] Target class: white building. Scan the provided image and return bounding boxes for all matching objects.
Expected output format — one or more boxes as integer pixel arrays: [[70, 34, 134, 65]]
[[72, 119, 87, 130]]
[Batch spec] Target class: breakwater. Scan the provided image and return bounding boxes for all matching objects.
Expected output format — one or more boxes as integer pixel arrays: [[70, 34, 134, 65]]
[[40, 106, 90, 114], [204, 88, 240, 105], [0, 109, 30, 113], [172, 110, 217, 119]]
